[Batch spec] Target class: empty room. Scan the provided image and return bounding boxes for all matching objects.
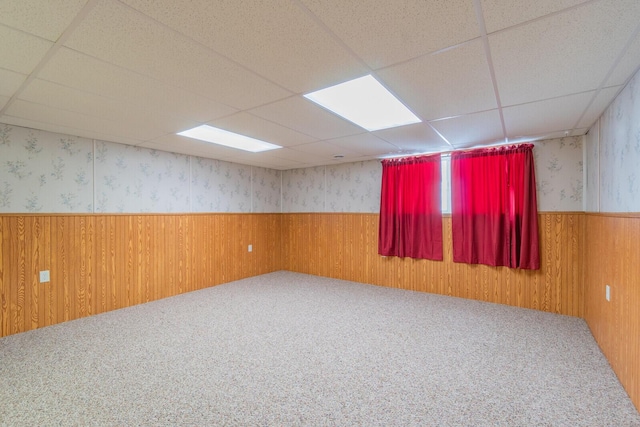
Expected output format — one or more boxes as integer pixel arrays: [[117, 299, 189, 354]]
[[1, 1, 640, 425]]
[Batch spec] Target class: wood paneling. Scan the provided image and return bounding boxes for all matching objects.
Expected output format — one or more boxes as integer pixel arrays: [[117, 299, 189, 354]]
[[584, 214, 640, 412], [282, 213, 585, 317], [0, 213, 281, 338]]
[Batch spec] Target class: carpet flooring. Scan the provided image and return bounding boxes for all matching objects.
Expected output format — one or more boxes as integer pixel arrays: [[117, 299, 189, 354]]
[[1, 271, 639, 426]]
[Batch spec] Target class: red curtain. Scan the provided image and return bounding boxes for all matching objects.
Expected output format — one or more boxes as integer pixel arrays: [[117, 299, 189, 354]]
[[451, 144, 539, 269], [378, 154, 442, 260]]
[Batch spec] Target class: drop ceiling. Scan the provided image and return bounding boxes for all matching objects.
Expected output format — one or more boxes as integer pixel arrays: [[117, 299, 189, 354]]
[[1, 0, 639, 170]]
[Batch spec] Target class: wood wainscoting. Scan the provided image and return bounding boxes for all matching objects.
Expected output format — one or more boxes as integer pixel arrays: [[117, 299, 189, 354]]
[[584, 213, 640, 412], [282, 212, 584, 317], [0, 213, 281, 338]]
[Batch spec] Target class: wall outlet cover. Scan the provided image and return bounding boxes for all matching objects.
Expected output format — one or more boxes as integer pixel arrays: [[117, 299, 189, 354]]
[[40, 270, 50, 283]]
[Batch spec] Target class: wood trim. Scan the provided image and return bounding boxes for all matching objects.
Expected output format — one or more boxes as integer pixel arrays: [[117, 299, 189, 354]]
[[0, 214, 281, 338], [583, 212, 640, 218]]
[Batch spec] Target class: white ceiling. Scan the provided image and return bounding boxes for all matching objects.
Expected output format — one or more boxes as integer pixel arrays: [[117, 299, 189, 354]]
[[1, 0, 640, 170]]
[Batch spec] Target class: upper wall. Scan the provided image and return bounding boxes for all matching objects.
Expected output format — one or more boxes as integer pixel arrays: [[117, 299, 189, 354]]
[[585, 67, 640, 213], [0, 123, 281, 213], [281, 137, 584, 213], [1, 121, 585, 214]]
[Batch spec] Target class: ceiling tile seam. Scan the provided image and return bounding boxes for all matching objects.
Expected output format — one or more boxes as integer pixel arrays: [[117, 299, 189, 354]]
[[0, 0, 100, 118], [473, 0, 507, 143], [2, 96, 162, 143], [293, 0, 371, 73], [484, 0, 599, 36], [570, 20, 640, 131], [426, 122, 454, 150], [427, 107, 502, 123], [49, 45, 242, 123], [0, 21, 54, 41], [372, 37, 483, 74], [21, 76, 224, 133], [115, 0, 296, 97], [243, 108, 363, 142]]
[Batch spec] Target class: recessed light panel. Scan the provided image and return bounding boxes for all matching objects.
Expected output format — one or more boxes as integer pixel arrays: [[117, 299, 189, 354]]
[[177, 125, 281, 152], [304, 75, 421, 131]]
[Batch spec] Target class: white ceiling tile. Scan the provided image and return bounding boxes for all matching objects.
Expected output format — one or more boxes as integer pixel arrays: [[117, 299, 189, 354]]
[[491, 0, 640, 106], [430, 110, 505, 148], [606, 32, 640, 87], [249, 96, 363, 140], [290, 141, 361, 162], [0, 26, 52, 74], [38, 48, 236, 122], [481, 0, 590, 33], [235, 156, 309, 170], [373, 122, 451, 153], [503, 92, 594, 139], [4, 98, 162, 142], [122, 0, 368, 94], [63, 1, 291, 110], [0, 115, 142, 147], [300, 0, 479, 69], [577, 86, 622, 129], [0, 0, 88, 41], [18, 79, 199, 138], [378, 40, 496, 121], [0, 96, 9, 111], [141, 134, 249, 160], [269, 149, 320, 163], [0, 68, 26, 97], [323, 133, 400, 157], [209, 113, 317, 148]]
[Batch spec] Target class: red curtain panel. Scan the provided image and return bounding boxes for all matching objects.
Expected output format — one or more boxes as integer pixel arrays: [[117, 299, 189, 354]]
[[378, 154, 443, 260], [451, 144, 540, 269]]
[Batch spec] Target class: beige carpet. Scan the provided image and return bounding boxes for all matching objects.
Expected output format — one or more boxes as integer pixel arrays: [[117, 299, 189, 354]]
[[1, 271, 638, 426]]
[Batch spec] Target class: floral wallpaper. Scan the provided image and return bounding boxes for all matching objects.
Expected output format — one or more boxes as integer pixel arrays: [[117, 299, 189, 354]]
[[0, 123, 280, 214], [326, 161, 382, 213], [94, 141, 190, 213], [584, 122, 600, 212], [282, 146, 582, 214], [1, 122, 590, 214], [0, 124, 93, 213], [191, 157, 251, 213], [282, 166, 325, 212], [252, 166, 281, 213], [532, 136, 584, 212], [593, 67, 640, 212]]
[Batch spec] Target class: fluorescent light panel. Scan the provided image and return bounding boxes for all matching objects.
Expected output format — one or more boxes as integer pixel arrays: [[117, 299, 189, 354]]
[[304, 75, 421, 131], [177, 125, 281, 152]]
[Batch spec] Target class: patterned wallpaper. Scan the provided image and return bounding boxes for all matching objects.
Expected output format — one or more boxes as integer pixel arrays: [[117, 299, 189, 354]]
[[252, 166, 281, 213], [326, 161, 382, 213], [0, 124, 93, 213], [532, 136, 584, 212], [282, 166, 326, 212], [584, 122, 600, 212], [281, 141, 584, 213], [590, 67, 640, 212], [191, 157, 251, 213], [0, 123, 280, 213], [281, 161, 383, 213], [95, 141, 190, 213], [1, 122, 588, 214]]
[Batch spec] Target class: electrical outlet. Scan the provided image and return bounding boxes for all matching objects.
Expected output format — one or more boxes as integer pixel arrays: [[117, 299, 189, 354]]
[[248, 244, 252, 252], [40, 270, 50, 283], [606, 285, 610, 302]]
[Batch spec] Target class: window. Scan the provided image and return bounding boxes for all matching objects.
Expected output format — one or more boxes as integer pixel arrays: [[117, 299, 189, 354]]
[[441, 155, 451, 214]]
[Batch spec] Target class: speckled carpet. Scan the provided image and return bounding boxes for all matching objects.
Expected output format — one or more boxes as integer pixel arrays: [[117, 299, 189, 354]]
[[1, 271, 639, 426]]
